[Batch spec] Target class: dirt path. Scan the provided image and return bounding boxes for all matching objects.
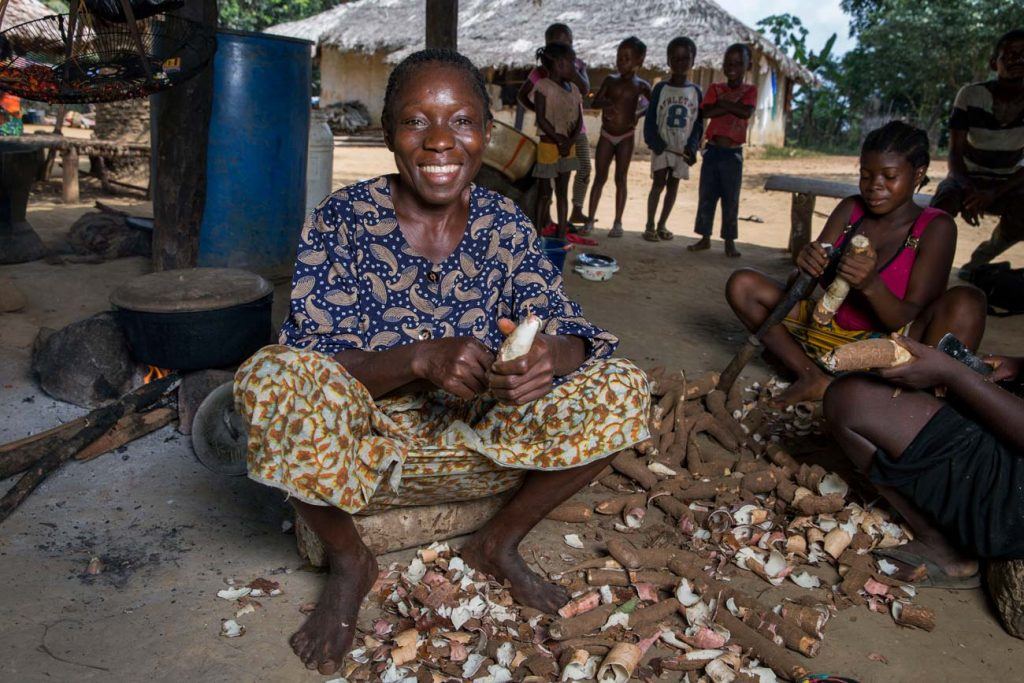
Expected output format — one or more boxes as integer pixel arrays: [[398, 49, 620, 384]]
[[0, 150, 1022, 681]]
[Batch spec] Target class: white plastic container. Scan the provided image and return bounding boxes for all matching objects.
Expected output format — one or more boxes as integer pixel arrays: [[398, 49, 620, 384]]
[[305, 110, 334, 214]]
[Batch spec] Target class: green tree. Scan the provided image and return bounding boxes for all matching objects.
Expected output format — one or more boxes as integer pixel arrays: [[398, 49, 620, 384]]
[[839, 0, 1024, 145], [758, 13, 846, 149], [218, 0, 338, 32]]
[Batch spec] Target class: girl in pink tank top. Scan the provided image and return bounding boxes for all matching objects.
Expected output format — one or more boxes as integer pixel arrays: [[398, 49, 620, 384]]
[[726, 121, 983, 406], [828, 202, 949, 331]]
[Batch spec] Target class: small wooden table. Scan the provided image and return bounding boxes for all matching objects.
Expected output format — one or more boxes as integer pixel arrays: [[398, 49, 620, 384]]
[[763, 175, 934, 262], [0, 134, 150, 203]]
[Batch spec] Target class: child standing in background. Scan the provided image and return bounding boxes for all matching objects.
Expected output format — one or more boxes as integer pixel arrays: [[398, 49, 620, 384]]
[[690, 43, 757, 257], [533, 42, 582, 239], [643, 36, 703, 242], [584, 37, 651, 238], [516, 22, 593, 226]]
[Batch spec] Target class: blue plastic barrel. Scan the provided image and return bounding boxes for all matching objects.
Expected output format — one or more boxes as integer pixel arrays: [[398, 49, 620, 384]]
[[198, 30, 313, 272]]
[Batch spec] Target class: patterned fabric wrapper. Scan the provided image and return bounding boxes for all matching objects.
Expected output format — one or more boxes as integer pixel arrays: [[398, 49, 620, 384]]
[[782, 299, 909, 372], [235, 345, 650, 513]]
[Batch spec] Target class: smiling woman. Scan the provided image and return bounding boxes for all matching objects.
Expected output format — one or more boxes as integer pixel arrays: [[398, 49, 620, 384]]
[[232, 49, 650, 675]]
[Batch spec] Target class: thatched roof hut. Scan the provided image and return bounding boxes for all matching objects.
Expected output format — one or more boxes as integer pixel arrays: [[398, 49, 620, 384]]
[[2, 0, 55, 28], [272, 0, 812, 81], [269, 0, 812, 146]]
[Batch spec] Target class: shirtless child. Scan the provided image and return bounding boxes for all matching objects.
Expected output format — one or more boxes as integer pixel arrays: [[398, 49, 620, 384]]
[[584, 37, 651, 237]]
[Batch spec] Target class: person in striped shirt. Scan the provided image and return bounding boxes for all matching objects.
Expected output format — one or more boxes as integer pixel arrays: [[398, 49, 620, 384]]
[[932, 29, 1024, 280]]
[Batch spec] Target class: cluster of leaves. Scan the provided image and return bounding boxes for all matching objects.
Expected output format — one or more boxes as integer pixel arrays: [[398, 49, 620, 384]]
[[762, 0, 1024, 152], [757, 13, 846, 152], [218, 0, 337, 32]]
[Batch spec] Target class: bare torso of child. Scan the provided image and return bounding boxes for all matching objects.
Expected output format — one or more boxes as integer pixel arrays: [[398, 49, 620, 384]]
[[600, 75, 648, 135]]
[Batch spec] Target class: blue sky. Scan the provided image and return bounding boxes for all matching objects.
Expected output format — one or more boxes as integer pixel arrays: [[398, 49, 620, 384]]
[[722, 0, 855, 56]]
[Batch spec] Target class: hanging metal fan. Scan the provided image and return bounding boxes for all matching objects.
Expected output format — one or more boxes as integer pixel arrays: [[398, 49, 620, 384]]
[[0, 0, 215, 103]]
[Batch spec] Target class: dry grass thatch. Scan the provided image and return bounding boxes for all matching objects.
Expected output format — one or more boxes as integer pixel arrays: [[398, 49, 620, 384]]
[[1, 0, 56, 28], [267, 0, 815, 83]]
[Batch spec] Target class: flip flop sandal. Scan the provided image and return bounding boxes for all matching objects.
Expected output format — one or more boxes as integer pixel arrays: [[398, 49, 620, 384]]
[[540, 223, 559, 237], [657, 227, 674, 240], [873, 547, 981, 590], [642, 228, 659, 242], [575, 222, 594, 236], [608, 224, 623, 238]]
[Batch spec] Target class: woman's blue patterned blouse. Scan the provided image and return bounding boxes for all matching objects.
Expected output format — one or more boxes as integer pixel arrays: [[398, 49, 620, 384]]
[[279, 175, 617, 374]]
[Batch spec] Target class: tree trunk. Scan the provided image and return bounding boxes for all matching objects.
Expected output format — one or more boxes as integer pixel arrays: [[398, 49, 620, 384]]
[[151, 0, 217, 271]]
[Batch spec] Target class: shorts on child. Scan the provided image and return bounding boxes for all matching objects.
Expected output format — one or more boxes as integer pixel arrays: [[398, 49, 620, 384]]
[[871, 404, 1024, 559], [534, 141, 579, 179], [651, 150, 691, 180]]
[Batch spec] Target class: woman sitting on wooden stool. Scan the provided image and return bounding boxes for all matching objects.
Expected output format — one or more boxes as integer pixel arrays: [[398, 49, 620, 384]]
[[233, 49, 650, 675]]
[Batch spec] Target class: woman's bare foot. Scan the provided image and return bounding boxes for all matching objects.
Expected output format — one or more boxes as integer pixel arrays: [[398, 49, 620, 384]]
[[886, 539, 979, 581], [461, 535, 570, 614], [289, 548, 379, 674], [772, 373, 831, 408]]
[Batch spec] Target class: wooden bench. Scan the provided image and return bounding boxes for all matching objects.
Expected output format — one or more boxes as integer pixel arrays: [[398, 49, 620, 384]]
[[0, 134, 150, 203], [763, 175, 934, 262]]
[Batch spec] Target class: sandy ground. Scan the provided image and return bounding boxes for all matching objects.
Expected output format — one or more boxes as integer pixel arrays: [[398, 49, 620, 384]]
[[1, 148, 1023, 682]]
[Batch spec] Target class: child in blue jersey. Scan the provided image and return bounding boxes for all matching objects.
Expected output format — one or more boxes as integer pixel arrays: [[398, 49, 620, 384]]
[[643, 37, 703, 241]]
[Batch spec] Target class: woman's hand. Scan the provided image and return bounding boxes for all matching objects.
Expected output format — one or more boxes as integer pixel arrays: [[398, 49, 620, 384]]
[[837, 246, 879, 290], [877, 336, 963, 389], [412, 337, 494, 400], [488, 319, 557, 405], [984, 355, 1024, 383], [795, 241, 830, 278]]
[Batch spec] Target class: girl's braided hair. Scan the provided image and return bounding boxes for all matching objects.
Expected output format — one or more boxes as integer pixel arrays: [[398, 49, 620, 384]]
[[535, 41, 575, 71], [862, 120, 931, 188], [381, 48, 492, 133]]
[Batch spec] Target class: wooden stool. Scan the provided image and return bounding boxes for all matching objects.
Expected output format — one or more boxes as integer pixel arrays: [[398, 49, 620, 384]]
[[296, 494, 512, 567]]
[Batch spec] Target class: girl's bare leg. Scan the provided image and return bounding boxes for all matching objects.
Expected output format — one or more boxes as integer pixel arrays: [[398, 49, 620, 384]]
[[908, 285, 987, 349], [536, 178, 552, 231], [587, 137, 614, 224], [725, 268, 831, 405], [554, 171, 571, 238], [612, 137, 634, 225]]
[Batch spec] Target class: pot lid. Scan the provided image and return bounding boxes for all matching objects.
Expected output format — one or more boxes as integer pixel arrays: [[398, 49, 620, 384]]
[[110, 267, 273, 313]]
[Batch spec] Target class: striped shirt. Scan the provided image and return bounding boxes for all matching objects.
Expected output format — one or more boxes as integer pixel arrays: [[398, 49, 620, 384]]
[[949, 82, 1024, 177]]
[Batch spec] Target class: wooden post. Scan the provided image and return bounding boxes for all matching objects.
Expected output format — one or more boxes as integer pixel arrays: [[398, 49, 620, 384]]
[[61, 147, 79, 203], [788, 192, 815, 263], [152, 0, 217, 271], [425, 0, 458, 50]]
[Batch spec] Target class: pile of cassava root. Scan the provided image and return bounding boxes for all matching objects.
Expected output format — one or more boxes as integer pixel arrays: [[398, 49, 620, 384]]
[[330, 367, 935, 683]]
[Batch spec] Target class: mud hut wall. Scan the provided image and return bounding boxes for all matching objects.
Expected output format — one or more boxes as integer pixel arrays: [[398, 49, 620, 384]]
[[320, 48, 392, 126]]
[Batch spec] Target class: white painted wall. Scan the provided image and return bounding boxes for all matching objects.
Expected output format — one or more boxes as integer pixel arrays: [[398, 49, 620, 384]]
[[319, 47, 790, 147], [320, 48, 392, 126]]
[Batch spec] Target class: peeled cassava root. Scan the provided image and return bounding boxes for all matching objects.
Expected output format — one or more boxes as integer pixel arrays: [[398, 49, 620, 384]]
[[823, 338, 913, 372], [498, 313, 541, 361], [814, 234, 873, 325]]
